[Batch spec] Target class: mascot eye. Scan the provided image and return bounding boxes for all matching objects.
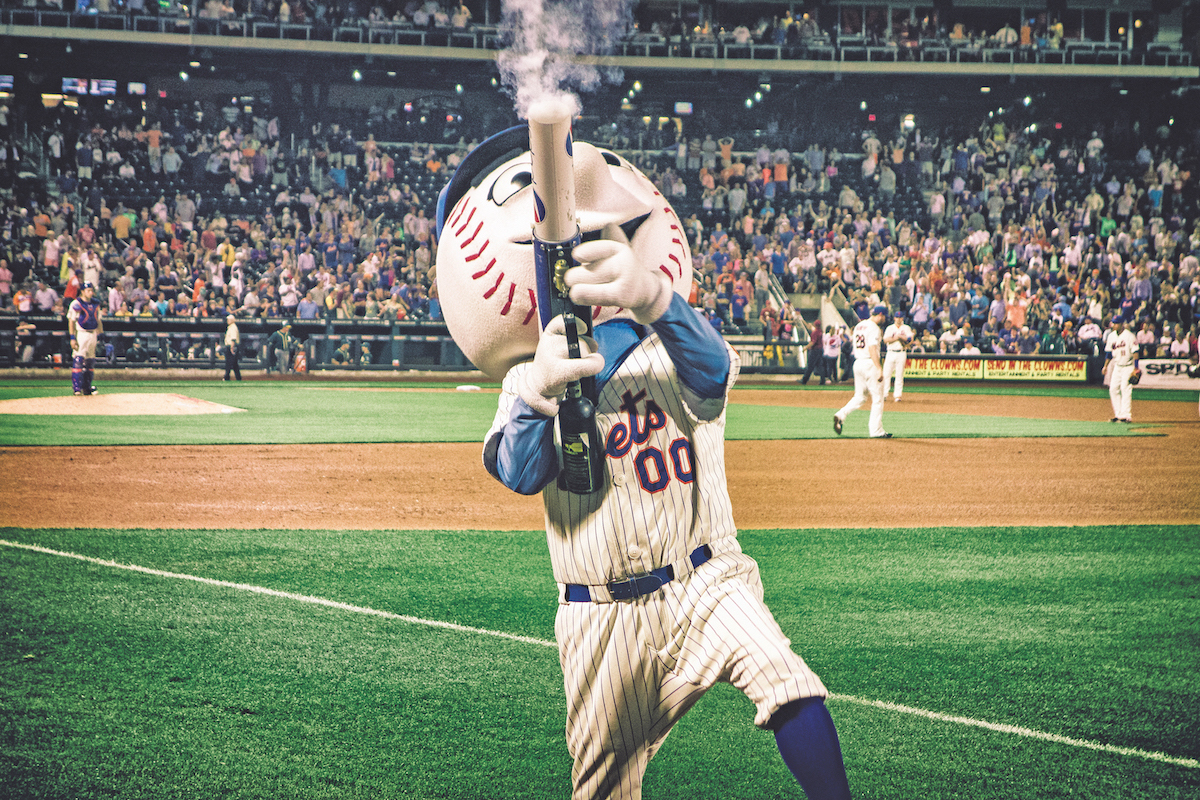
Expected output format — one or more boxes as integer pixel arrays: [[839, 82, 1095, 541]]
[[598, 149, 632, 170], [487, 164, 533, 207]]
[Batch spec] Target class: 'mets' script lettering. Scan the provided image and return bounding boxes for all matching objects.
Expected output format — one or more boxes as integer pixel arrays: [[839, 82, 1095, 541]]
[[605, 389, 666, 456]]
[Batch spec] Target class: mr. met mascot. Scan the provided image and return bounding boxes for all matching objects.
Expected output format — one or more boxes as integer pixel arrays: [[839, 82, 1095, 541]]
[[434, 110, 852, 800]]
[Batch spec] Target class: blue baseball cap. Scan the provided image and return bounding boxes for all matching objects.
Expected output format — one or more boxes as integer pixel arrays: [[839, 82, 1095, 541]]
[[872, 304, 888, 316]]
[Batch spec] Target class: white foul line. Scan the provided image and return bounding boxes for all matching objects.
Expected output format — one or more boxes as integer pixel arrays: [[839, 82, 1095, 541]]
[[0, 539, 554, 650], [3, 538, 1197, 771], [825, 694, 1199, 770]]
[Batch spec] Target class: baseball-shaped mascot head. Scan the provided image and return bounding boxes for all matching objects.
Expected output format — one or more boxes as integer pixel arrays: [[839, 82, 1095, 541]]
[[435, 127, 692, 380]]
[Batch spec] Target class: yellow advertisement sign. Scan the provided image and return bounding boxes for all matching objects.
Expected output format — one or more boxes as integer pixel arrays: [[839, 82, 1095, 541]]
[[903, 357, 985, 379], [982, 358, 1088, 381], [903, 355, 1088, 382]]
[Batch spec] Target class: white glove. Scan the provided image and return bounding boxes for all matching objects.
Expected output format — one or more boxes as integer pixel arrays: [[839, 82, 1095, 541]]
[[517, 314, 604, 417], [567, 235, 673, 325]]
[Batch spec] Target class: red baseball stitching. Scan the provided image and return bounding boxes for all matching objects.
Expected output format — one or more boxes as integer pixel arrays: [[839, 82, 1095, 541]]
[[463, 239, 490, 263], [460, 219, 484, 248], [482, 271, 505, 299], [454, 206, 476, 237], [448, 198, 470, 229], [523, 289, 537, 325], [472, 257, 497, 280]]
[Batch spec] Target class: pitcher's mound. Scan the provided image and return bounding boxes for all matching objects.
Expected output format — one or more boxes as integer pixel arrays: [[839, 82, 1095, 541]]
[[0, 393, 245, 416]]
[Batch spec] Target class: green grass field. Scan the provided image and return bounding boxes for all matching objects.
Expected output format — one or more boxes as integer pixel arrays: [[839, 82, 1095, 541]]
[[1, 525, 1197, 799], [0, 379, 1167, 445], [2, 377, 1197, 799]]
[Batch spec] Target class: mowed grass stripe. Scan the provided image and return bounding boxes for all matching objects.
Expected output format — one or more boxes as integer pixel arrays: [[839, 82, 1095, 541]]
[[0, 538, 554, 650], [4, 537, 1195, 772]]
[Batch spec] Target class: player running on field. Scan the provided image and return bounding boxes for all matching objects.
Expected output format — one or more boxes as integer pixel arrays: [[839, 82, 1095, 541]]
[[833, 304, 891, 438]]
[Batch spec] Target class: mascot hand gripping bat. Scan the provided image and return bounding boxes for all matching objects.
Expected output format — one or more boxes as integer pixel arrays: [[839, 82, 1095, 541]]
[[435, 100, 852, 800]]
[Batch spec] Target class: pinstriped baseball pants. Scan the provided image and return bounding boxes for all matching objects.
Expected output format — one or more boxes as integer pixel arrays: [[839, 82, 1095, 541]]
[[555, 549, 828, 800]]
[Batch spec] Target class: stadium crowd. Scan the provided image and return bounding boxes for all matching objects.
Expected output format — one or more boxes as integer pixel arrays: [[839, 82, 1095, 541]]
[[1, 84, 1198, 370], [637, 119, 1200, 365]]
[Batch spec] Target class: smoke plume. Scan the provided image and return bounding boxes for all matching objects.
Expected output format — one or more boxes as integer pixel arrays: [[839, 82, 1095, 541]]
[[497, 0, 632, 119]]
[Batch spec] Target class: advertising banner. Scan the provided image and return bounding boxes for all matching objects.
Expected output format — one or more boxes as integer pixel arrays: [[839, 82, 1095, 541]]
[[1122, 359, 1200, 390], [905, 355, 1087, 381], [902, 356, 985, 380], [982, 358, 1088, 382]]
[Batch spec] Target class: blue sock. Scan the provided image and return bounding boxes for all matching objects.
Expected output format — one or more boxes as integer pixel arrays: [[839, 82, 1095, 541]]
[[771, 698, 852, 800]]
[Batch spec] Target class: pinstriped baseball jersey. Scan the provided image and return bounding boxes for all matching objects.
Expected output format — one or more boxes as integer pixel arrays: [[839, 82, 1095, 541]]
[[488, 332, 828, 800], [490, 332, 741, 588]]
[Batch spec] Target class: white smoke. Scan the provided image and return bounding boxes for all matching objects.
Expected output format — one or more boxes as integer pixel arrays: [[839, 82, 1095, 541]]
[[497, 0, 632, 119]]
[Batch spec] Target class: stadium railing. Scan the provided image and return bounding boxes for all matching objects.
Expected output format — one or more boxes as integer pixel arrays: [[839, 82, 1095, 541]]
[[1, 9, 1187, 69], [0, 314, 472, 372]]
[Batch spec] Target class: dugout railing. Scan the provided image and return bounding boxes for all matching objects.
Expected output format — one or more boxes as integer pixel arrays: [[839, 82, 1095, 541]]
[[0, 314, 472, 372]]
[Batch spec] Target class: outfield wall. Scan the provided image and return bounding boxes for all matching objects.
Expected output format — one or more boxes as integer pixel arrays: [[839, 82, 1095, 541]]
[[5, 315, 1197, 386]]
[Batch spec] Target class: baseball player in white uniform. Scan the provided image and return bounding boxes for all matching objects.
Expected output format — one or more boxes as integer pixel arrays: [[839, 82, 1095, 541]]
[[435, 128, 852, 800], [833, 305, 890, 438], [1104, 314, 1139, 423], [881, 310, 914, 402]]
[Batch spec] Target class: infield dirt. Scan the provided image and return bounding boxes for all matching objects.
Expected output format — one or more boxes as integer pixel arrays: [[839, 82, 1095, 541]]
[[2, 388, 1196, 531]]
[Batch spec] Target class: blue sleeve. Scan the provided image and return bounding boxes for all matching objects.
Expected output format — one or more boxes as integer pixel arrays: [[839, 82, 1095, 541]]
[[483, 396, 561, 496], [651, 293, 731, 399]]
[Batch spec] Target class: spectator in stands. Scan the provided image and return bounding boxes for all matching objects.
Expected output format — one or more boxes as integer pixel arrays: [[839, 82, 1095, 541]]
[[799, 322, 824, 385], [1136, 320, 1158, 358], [34, 282, 58, 313]]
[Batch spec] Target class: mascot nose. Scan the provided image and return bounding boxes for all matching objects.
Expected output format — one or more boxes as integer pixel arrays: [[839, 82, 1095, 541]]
[[573, 144, 652, 233]]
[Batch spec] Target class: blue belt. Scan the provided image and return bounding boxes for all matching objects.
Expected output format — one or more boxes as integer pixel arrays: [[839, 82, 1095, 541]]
[[564, 545, 713, 603]]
